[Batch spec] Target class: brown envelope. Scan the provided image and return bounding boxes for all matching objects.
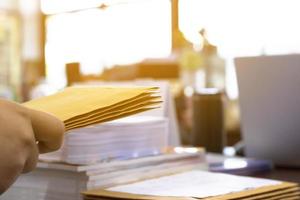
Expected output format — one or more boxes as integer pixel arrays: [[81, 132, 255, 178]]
[[64, 96, 161, 125], [81, 182, 300, 200], [66, 106, 160, 131], [23, 86, 161, 131]]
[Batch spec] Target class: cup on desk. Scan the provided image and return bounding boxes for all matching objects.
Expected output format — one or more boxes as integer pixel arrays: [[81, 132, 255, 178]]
[[191, 88, 225, 153]]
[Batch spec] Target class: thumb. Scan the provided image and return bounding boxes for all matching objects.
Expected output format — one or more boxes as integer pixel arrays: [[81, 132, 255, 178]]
[[27, 108, 65, 153]]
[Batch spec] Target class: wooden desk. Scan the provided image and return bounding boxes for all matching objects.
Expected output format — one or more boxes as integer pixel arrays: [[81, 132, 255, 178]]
[[254, 167, 300, 183], [207, 153, 300, 183]]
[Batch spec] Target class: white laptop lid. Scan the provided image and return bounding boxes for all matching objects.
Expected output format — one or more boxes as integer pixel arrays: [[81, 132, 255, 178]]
[[235, 54, 300, 166]]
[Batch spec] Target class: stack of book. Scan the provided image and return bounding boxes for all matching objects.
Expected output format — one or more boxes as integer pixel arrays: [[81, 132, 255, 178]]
[[82, 170, 300, 200], [3, 149, 207, 200]]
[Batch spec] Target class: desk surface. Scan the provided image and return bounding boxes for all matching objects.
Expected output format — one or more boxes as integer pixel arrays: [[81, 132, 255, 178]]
[[255, 167, 300, 183], [207, 153, 300, 183]]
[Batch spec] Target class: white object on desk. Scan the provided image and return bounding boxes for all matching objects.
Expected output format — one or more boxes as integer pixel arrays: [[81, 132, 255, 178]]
[[40, 116, 169, 165], [235, 54, 300, 167]]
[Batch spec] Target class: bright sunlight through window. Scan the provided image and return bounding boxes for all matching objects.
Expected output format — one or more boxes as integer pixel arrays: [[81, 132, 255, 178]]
[[42, 0, 171, 88], [179, 0, 300, 99]]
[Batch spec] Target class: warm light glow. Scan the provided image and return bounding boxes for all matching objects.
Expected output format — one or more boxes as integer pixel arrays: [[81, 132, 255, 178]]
[[179, 0, 300, 99], [41, 0, 141, 15], [44, 0, 171, 88]]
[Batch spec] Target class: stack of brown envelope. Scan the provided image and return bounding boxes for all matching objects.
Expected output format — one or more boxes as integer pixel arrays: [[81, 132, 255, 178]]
[[23, 86, 161, 131], [203, 182, 300, 200], [82, 183, 300, 200], [81, 171, 300, 200]]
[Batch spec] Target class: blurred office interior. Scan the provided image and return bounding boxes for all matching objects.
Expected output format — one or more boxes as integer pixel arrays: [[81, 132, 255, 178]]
[[1, 0, 300, 151]]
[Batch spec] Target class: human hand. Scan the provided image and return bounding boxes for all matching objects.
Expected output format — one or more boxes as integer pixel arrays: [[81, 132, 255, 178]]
[[0, 99, 64, 194]]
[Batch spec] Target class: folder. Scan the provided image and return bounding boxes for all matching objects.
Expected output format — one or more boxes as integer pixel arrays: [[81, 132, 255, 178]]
[[23, 86, 161, 131]]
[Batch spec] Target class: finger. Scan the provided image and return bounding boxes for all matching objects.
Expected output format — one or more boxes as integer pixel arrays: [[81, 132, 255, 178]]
[[27, 108, 65, 153]]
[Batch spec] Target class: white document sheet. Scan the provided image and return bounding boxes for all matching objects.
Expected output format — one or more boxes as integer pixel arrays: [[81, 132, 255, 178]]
[[109, 170, 281, 198]]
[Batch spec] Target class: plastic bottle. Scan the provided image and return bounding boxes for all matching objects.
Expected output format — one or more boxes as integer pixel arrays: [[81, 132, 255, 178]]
[[199, 29, 226, 91]]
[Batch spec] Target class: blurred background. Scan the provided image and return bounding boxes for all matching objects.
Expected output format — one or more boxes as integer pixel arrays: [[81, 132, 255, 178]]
[[2, 0, 300, 149]]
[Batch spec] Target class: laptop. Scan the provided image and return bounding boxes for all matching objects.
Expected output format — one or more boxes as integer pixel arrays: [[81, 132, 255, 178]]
[[235, 54, 300, 167]]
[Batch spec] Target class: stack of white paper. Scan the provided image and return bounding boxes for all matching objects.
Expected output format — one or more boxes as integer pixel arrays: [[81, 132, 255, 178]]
[[3, 150, 207, 200], [39, 116, 169, 165]]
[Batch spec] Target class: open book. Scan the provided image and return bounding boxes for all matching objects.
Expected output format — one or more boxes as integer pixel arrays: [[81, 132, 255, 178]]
[[23, 86, 161, 131]]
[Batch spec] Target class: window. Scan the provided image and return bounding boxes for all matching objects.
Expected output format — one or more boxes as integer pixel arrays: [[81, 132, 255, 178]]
[[42, 0, 171, 88], [179, 0, 300, 99]]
